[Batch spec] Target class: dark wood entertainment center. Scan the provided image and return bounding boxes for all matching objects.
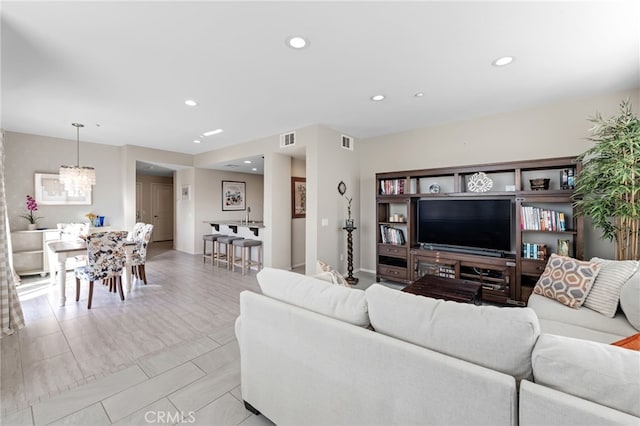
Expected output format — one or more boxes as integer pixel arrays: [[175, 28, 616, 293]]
[[376, 157, 583, 306]]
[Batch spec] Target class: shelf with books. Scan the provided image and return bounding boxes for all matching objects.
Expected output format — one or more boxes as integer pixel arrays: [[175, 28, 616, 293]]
[[375, 156, 582, 305]]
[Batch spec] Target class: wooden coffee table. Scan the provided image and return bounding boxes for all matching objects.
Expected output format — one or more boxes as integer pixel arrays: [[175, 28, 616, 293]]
[[402, 274, 482, 305]]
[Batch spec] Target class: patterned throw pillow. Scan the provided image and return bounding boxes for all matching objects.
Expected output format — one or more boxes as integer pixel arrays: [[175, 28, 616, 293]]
[[533, 254, 601, 309], [583, 258, 639, 317]]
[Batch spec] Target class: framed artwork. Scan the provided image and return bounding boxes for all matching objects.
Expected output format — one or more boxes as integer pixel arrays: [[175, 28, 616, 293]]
[[181, 185, 191, 201], [34, 173, 92, 205], [222, 180, 246, 211], [292, 177, 306, 218]]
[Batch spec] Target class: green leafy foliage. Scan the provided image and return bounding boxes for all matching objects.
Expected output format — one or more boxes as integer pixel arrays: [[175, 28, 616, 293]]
[[573, 99, 640, 259]]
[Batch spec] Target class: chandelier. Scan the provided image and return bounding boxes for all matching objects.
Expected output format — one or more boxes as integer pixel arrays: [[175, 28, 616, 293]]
[[59, 123, 96, 196]]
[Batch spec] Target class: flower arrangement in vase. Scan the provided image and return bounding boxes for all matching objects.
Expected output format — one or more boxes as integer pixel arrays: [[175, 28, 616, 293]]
[[21, 195, 42, 230]]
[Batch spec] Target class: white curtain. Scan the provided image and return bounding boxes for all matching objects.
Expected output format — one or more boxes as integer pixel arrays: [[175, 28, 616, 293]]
[[0, 132, 25, 337]]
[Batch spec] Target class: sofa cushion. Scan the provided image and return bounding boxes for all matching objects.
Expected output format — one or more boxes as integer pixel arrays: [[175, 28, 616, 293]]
[[365, 283, 540, 380], [527, 293, 638, 341], [583, 258, 639, 318], [533, 254, 600, 308], [532, 333, 640, 418], [619, 269, 640, 331], [257, 267, 369, 327]]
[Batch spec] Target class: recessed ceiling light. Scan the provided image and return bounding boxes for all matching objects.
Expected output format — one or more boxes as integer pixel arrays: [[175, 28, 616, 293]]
[[203, 129, 223, 136], [492, 56, 514, 67], [243, 160, 252, 164], [252, 168, 257, 171], [370, 94, 385, 102], [414, 92, 424, 98], [184, 99, 198, 107], [286, 36, 308, 49], [193, 139, 201, 144]]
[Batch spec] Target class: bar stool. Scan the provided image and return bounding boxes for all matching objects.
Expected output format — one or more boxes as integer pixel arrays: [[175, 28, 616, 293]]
[[231, 239, 263, 275], [202, 234, 223, 264], [216, 236, 243, 269]]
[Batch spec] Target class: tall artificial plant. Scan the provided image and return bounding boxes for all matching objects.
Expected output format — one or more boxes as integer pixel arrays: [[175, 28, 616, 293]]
[[573, 98, 640, 260]]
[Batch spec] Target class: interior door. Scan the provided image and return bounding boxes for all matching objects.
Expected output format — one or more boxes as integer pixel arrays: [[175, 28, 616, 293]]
[[151, 183, 174, 241]]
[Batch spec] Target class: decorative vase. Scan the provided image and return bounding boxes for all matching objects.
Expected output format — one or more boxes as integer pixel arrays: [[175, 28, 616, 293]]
[[27, 223, 36, 230]]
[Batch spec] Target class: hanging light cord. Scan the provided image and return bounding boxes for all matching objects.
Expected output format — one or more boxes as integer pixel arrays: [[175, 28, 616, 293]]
[[72, 122, 84, 167]]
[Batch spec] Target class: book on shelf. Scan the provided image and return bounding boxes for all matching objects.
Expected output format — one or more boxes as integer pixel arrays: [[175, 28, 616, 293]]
[[522, 243, 548, 261], [520, 206, 567, 232], [379, 179, 406, 195], [380, 225, 406, 245]]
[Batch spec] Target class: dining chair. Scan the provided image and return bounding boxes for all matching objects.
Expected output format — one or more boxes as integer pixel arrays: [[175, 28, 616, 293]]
[[75, 231, 128, 309], [128, 222, 145, 241], [131, 223, 154, 284]]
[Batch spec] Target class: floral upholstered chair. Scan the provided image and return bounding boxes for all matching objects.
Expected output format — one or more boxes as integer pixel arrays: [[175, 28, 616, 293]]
[[75, 231, 128, 309], [131, 223, 154, 284]]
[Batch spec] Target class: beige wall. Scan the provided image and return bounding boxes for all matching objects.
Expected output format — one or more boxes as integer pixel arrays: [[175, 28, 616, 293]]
[[5, 132, 123, 230], [358, 88, 640, 272]]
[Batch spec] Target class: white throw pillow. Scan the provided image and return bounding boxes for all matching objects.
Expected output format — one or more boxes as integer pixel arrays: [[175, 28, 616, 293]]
[[315, 260, 350, 286], [257, 267, 369, 327], [619, 269, 640, 331], [532, 333, 640, 418], [583, 258, 639, 318]]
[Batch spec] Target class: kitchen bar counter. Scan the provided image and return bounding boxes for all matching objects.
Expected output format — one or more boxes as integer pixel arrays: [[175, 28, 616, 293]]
[[203, 220, 264, 236]]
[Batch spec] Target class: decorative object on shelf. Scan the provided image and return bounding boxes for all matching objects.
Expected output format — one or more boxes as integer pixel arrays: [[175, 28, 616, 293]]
[[428, 183, 440, 194], [292, 177, 306, 218], [573, 98, 640, 260], [86, 213, 105, 227], [560, 168, 575, 189], [529, 178, 550, 190], [222, 180, 246, 211], [467, 172, 493, 193], [59, 123, 96, 197], [21, 195, 42, 230]]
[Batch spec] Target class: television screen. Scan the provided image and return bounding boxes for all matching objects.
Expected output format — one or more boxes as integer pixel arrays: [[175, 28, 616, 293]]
[[417, 198, 513, 253]]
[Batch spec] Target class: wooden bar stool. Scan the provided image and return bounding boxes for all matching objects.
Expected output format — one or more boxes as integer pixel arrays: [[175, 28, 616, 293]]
[[202, 234, 223, 264], [216, 236, 243, 269], [231, 239, 263, 275]]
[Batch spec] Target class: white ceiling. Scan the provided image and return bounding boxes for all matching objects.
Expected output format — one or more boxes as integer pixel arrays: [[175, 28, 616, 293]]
[[2, 1, 639, 157]]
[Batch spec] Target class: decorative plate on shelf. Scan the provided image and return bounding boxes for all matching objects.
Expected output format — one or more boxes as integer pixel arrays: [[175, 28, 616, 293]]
[[467, 172, 493, 193], [428, 183, 440, 193]]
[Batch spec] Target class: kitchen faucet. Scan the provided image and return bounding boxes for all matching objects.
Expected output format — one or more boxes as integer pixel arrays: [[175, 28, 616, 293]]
[[245, 206, 251, 224]]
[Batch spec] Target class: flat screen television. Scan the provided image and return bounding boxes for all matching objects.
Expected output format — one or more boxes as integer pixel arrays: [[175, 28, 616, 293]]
[[417, 198, 513, 254]]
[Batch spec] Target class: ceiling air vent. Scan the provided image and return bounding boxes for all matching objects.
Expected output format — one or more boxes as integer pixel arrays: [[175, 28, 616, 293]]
[[280, 131, 296, 148], [341, 135, 354, 151], [224, 164, 240, 168]]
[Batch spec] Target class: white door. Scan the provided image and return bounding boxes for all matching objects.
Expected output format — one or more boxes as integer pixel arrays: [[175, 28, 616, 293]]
[[151, 183, 174, 241]]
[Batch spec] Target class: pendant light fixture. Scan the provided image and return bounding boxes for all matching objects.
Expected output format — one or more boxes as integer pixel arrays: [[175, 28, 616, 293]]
[[59, 123, 96, 196]]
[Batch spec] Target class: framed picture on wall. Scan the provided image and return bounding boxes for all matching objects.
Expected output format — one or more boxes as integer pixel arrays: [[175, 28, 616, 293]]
[[292, 177, 306, 218], [34, 173, 92, 205], [222, 180, 246, 211]]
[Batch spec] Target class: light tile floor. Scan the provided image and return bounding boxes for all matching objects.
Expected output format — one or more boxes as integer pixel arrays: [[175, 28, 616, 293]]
[[1, 242, 275, 426], [1, 242, 378, 426]]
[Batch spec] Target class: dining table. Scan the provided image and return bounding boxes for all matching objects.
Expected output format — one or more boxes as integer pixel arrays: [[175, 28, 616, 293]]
[[47, 239, 136, 307]]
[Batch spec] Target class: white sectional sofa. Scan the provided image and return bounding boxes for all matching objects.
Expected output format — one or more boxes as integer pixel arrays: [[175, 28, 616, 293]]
[[235, 268, 640, 426], [527, 261, 640, 344]]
